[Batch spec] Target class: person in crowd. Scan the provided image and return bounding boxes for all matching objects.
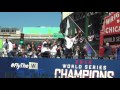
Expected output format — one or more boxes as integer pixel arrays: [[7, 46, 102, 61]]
[[103, 43, 113, 60], [18, 44, 22, 52], [12, 42, 18, 57], [31, 42, 37, 51], [73, 33, 79, 49], [73, 46, 81, 59], [12, 42, 17, 50], [48, 40, 52, 48], [31, 48, 38, 58], [2, 39, 9, 57], [62, 30, 81, 59], [41, 44, 50, 58], [17, 44, 23, 57], [56, 45, 62, 58], [37, 42, 42, 52], [7, 40, 13, 57], [2, 47, 8, 57], [117, 46, 120, 60], [61, 45, 66, 58], [21, 46, 27, 58], [84, 44, 93, 59], [60, 45, 64, 58], [42, 39, 48, 47], [36, 42, 42, 58], [26, 44, 32, 51], [26, 44, 32, 58], [81, 46, 87, 59], [50, 40, 57, 58]]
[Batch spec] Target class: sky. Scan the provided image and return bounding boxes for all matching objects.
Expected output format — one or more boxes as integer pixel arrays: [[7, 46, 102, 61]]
[[0, 12, 61, 29]]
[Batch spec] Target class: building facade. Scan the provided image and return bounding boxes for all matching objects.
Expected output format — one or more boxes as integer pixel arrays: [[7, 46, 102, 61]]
[[60, 12, 109, 55], [0, 27, 21, 35]]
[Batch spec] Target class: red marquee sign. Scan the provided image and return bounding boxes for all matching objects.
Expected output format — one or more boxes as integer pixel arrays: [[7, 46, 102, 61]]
[[104, 12, 120, 35], [99, 12, 120, 56]]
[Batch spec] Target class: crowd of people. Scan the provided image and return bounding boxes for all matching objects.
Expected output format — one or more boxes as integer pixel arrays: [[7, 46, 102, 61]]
[[1, 35, 91, 59], [1, 33, 120, 60], [100, 43, 120, 60]]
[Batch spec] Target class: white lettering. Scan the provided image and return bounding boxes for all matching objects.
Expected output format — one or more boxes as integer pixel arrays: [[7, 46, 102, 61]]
[[62, 64, 67, 68], [11, 62, 38, 70], [116, 36, 120, 42], [61, 69, 68, 78], [107, 71, 114, 78], [29, 62, 38, 69], [105, 26, 120, 34], [74, 70, 82, 78], [68, 69, 74, 78], [92, 70, 99, 78], [54, 69, 61, 78], [67, 64, 71, 68], [105, 12, 120, 25], [99, 71, 107, 78], [103, 66, 107, 70], [54, 69, 115, 78], [82, 70, 89, 78]]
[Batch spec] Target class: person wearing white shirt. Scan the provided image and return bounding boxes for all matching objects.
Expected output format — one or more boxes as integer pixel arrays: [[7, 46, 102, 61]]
[[2, 39, 9, 57], [7, 40, 13, 57], [41, 39, 49, 52], [63, 31, 80, 58], [41, 44, 50, 58], [50, 44, 57, 58], [42, 39, 49, 47], [41, 46, 50, 53], [8, 41, 13, 53]]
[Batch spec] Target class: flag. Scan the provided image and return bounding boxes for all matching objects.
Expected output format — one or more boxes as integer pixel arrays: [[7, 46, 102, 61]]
[[88, 35, 94, 42], [65, 18, 70, 36], [68, 17, 78, 36], [79, 37, 84, 43], [85, 42, 93, 56], [75, 28, 77, 33]]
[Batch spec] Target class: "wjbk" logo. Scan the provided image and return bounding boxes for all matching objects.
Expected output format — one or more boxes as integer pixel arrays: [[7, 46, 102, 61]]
[[11, 62, 38, 70]]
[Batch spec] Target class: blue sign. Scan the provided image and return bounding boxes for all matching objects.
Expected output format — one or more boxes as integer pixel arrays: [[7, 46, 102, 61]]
[[0, 58, 120, 78]]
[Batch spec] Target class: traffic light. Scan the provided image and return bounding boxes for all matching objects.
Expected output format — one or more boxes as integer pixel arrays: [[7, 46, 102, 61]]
[[20, 33, 24, 39], [20, 33, 24, 45]]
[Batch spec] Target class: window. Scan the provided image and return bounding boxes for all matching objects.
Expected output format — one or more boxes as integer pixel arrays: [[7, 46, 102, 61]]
[[6, 29, 8, 32], [1, 29, 4, 32], [12, 30, 14, 32]]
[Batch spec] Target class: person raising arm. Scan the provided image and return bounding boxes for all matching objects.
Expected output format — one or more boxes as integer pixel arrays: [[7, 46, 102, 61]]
[[62, 30, 81, 58]]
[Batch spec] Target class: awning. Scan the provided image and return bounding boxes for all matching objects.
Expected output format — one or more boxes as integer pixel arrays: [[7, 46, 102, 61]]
[[53, 33, 64, 39]]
